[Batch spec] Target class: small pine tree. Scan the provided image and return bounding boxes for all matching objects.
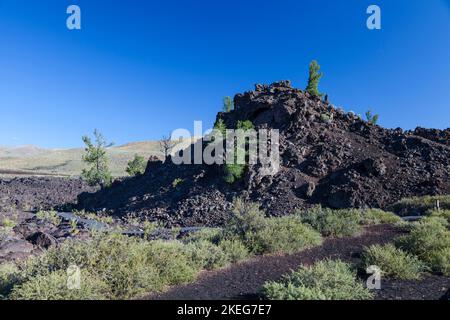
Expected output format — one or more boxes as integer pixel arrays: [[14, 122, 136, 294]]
[[365, 110, 379, 125], [223, 96, 234, 113], [224, 120, 254, 184], [126, 154, 146, 176], [81, 129, 113, 188], [214, 119, 227, 136], [306, 60, 323, 97]]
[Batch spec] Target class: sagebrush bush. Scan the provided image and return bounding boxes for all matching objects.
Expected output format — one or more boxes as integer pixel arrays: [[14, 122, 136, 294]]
[[428, 210, 450, 225], [224, 198, 267, 248], [299, 206, 362, 237], [225, 199, 322, 255], [263, 259, 373, 300], [395, 217, 450, 275], [218, 238, 250, 264], [389, 195, 450, 216], [251, 216, 323, 255], [0, 263, 20, 299], [183, 228, 222, 244], [185, 240, 230, 270], [362, 244, 425, 280], [10, 270, 110, 300], [6, 234, 208, 300], [360, 209, 402, 225]]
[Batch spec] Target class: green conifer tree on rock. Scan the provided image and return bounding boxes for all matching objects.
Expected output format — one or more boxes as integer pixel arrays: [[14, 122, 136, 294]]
[[306, 60, 323, 97]]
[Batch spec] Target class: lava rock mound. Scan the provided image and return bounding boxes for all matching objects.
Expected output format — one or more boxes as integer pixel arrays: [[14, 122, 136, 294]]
[[78, 81, 450, 227]]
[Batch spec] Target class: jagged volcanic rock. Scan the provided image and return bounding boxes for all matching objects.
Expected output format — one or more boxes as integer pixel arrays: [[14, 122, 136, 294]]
[[77, 81, 450, 227]]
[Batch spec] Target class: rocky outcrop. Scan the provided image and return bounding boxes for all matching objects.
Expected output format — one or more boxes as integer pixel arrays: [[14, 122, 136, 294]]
[[22, 82, 450, 227]]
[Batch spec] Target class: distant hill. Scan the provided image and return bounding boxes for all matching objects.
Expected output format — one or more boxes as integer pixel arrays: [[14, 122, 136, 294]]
[[0, 139, 195, 177]]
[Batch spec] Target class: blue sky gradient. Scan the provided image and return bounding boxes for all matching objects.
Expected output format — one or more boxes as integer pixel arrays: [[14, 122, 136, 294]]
[[0, 0, 449, 148]]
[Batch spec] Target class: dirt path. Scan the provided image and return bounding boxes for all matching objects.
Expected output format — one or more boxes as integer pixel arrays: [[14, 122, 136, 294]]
[[147, 225, 405, 300]]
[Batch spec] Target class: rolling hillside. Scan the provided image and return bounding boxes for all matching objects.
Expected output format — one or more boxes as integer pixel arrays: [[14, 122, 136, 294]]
[[0, 139, 194, 177]]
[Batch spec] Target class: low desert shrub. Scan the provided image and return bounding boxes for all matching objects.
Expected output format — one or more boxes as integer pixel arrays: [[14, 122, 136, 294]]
[[10, 270, 110, 300], [7, 234, 206, 299], [224, 198, 267, 249], [185, 240, 230, 270], [183, 228, 222, 244], [263, 259, 373, 300], [225, 199, 322, 255], [218, 238, 250, 263], [145, 240, 199, 285], [428, 210, 450, 225], [395, 217, 450, 275], [0, 217, 17, 229], [362, 244, 425, 280], [36, 210, 61, 226], [388, 195, 450, 216], [360, 209, 402, 225], [250, 216, 323, 255], [299, 206, 362, 237], [0, 263, 20, 299]]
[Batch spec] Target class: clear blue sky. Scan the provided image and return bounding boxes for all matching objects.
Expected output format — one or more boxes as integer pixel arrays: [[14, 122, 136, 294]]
[[0, 0, 449, 148]]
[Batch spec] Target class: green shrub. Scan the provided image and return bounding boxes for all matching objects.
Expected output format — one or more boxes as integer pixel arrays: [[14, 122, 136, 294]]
[[183, 228, 222, 244], [146, 241, 198, 285], [428, 210, 450, 225], [172, 178, 184, 188], [299, 206, 362, 237], [360, 209, 402, 225], [224, 198, 267, 248], [10, 270, 110, 300], [263, 259, 373, 300], [185, 240, 230, 270], [218, 238, 250, 264], [388, 195, 450, 216], [0, 217, 17, 229], [11, 234, 202, 299], [395, 217, 450, 275], [251, 216, 322, 255], [362, 244, 425, 280], [126, 154, 146, 176], [36, 210, 61, 226], [224, 164, 246, 184], [0, 263, 20, 299]]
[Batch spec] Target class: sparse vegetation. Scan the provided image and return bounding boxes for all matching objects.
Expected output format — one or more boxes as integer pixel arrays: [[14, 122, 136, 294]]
[[395, 217, 450, 275], [362, 244, 425, 280], [223, 121, 254, 184], [299, 206, 362, 237], [172, 178, 184, 188], [388, 195, 450, 216], [36, 210, 61, 226], [365, 110, 379, 125], [360, 209, 402, 225], [126, 154, 146, 176], [224, 199, 322, 255], [305, 60, 323, 97], [0, 234, 214, 300], [222, 96, 234, 113], [320, 113, 332, 123], [263, 259, 373, 300], [81, 129, 113, 188]]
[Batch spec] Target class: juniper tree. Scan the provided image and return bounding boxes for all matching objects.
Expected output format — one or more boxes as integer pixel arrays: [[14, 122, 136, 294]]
[[126, 154, 146, 176], [81, 129, 113, 188], [306, 60, 323, 97]]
